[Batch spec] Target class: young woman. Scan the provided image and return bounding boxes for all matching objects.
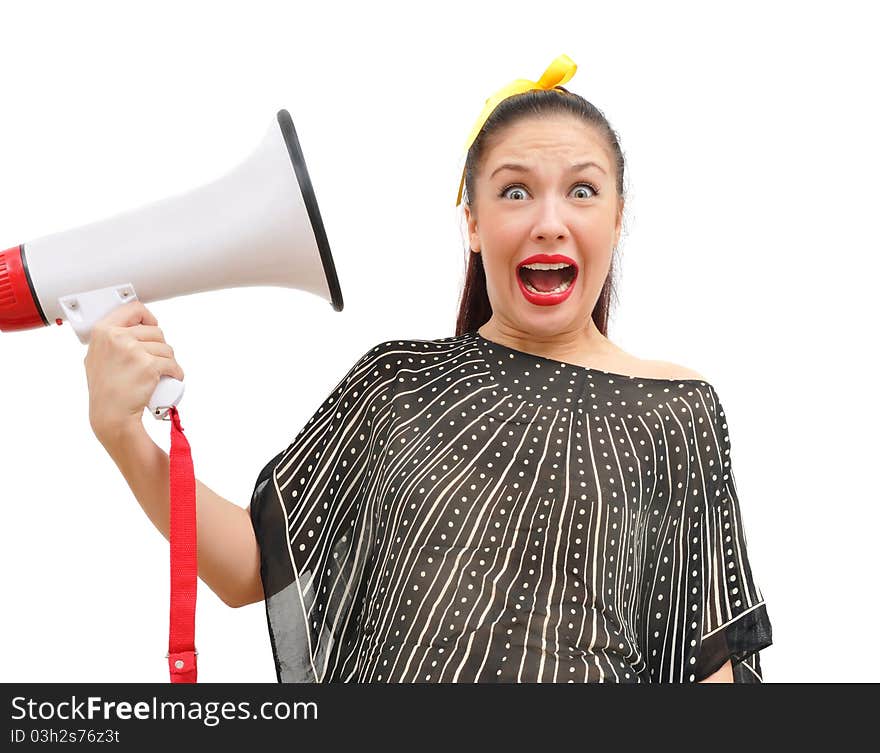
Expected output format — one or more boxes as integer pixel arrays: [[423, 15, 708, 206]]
[[87, 56, 772, 684]]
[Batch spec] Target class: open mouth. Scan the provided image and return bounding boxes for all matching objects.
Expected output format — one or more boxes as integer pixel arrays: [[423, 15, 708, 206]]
[[517, 261, 578, 295]]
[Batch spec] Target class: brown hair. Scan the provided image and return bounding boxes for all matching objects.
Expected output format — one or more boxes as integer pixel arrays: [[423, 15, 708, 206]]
[[455, 86, 627, 337]]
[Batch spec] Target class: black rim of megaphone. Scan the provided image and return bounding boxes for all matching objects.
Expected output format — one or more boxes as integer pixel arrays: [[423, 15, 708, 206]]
[[276, 109, 344, 312]]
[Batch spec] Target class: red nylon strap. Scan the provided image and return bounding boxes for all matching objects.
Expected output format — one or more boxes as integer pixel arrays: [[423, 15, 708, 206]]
[[168, 406, 198, 683]]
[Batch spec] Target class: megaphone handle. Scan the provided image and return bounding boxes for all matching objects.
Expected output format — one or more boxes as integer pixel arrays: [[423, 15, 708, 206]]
[[150, 375, 186, 421], [56, 284, 186, 421]]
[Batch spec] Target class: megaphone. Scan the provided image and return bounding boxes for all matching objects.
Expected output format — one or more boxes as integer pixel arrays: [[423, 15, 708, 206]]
[[0, 108, 344, 419]]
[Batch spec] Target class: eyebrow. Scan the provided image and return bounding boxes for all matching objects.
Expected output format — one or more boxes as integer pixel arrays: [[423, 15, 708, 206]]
[[490, 161, 607, 179]]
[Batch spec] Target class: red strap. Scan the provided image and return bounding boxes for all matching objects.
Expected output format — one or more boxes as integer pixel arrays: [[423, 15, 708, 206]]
[[167, 406, 198, 683]]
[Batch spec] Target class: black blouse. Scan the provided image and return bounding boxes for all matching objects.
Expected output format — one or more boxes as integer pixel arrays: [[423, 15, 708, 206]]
[[249, 330, 773, 683]]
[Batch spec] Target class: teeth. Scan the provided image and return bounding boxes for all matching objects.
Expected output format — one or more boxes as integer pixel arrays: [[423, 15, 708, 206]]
[[519, 261, 575, 296], [523, 278, 573, 295], [521, 262, 572, 271]]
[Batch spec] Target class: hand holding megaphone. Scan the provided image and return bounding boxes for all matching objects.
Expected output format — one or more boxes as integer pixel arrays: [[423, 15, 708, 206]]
[[85, 299, 186, 441]]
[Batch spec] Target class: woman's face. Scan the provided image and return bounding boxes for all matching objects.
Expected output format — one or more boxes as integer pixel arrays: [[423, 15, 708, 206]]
[[465, 115, 622, 340]]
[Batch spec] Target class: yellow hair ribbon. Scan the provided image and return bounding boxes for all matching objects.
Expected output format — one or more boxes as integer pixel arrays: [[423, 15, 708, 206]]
[[455, 53, 578, 207]]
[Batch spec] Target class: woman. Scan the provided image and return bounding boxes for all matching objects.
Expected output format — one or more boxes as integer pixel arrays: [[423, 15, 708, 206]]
[[87, 55, 772, 684]]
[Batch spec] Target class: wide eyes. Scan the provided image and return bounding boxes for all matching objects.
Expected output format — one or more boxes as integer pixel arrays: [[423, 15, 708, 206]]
[[499, 182, 599, 201]]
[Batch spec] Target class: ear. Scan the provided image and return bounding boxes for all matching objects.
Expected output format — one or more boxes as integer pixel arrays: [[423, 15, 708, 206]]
[[614, 196, 625, 248], [464, 203, 481, 254]]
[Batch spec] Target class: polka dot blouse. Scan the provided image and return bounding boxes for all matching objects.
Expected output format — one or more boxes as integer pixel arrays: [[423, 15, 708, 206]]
[[249, 330, 773, 683]]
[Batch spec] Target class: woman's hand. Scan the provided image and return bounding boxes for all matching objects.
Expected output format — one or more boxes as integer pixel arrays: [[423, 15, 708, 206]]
[[84, 300, 185, 442]]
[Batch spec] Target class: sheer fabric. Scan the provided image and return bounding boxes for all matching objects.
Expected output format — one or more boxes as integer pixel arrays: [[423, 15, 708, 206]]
[[249, 331, 773, 683]]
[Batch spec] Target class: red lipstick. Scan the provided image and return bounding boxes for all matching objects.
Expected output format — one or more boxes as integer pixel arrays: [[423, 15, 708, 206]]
[[516, 253, 579, 306]]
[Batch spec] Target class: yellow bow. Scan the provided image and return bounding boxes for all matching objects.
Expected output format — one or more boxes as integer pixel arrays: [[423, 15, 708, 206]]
[[455, 53, 578, 207]]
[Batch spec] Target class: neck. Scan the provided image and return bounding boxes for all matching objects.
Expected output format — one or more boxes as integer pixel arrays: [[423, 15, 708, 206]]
[[477, 317, 614, 363]]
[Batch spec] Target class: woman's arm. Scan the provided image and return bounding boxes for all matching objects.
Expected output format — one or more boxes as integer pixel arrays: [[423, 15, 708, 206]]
[[697, 658, 734, 683], [96, 421, 263, 609]]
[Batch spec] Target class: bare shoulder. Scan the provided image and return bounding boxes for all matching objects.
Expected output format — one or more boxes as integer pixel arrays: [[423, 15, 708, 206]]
[[601, 339, 709, 382], [641, 359, 708, 382]]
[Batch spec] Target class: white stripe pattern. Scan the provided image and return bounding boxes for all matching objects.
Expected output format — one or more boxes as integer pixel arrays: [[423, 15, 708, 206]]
[[249, 331, 772, 683]]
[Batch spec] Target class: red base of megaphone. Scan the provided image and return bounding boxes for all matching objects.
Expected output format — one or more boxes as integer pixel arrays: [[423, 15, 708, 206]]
[[0, 245, 47, 332]]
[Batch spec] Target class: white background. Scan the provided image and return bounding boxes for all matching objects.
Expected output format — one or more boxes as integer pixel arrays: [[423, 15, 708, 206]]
[[1, 0, 876, 683]]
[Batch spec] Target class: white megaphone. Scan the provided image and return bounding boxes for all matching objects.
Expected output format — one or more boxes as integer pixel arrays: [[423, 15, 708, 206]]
[[0, 108, 343, 419]]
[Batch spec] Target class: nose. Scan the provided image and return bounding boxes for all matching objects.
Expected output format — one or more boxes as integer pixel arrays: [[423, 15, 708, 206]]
[[530, 200, 570, 242]]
